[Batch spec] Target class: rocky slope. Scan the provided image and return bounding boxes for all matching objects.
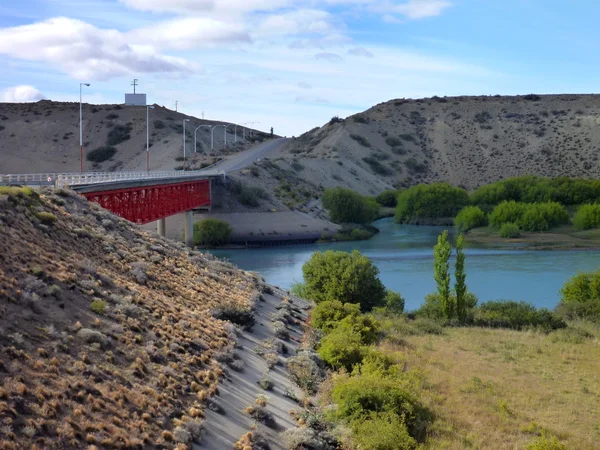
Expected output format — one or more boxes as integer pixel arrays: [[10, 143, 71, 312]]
[[277, 94, 600, 193], [0, 101, 266, 174], [0, 187, 310, 449]]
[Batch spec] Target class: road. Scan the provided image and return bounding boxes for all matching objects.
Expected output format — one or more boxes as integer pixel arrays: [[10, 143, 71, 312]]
[[205, 137, 288, 173]]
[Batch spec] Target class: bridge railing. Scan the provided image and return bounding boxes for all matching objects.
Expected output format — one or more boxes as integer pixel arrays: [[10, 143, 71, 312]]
[[0, 169, 226, 189]]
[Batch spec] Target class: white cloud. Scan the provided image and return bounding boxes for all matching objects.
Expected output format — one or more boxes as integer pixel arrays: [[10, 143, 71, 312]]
[[315, 52, 344, 63], [378, 0, 452, 20], [0, 17, 192, 80], [119, 0, 291, 15], [348, 47, 374, 57], [129, 17, 250, 50], [2, 85, 45, 102], [255, 9, 337, 38]]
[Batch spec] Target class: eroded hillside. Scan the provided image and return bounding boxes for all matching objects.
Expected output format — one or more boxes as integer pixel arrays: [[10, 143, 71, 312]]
[[0, 187, 275, 448], [279, 94, 600, 193], [0, 101, 266, 174]]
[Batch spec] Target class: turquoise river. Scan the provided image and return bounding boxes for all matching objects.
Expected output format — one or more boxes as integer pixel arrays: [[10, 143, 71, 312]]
[[211, 218, 600, 311]]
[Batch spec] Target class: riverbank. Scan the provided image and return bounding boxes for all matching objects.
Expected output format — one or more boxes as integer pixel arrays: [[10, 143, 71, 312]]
[[464, 225, 600, 250]]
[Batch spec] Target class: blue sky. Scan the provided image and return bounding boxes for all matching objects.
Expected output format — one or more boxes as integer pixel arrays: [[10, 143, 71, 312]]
[[0, 0, 599, 135]]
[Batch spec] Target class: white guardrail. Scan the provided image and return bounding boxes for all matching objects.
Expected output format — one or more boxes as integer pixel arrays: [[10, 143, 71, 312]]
[[0, 169, 226, 189]]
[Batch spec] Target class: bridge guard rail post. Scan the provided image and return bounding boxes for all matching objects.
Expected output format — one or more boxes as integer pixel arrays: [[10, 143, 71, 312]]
[[184, 211, 194, 247]]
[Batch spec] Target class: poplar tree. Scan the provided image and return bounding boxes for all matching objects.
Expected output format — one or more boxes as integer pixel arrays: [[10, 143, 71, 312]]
[[433, 230, 453, 319], [455, 233, 467, 322]]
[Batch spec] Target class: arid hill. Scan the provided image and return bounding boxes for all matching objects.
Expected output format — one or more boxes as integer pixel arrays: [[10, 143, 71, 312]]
[[276, 94, 600, 194], [0, 187, 311, 449], [0, 101, 266, 175]]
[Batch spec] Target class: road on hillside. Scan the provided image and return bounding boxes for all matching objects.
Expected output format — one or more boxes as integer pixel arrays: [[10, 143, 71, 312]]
[[203, 137, 288, 174]]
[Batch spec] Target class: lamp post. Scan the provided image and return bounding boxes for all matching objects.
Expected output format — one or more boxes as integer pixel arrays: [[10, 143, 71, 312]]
[[210, 125, 226, 151], [225, 124, 234, 149], [79, 82, 91, 173], [194, 125, 212, 155], [243, 122, 260, 141], [182, 119, 190, 169], [146, 105, 155, 172]]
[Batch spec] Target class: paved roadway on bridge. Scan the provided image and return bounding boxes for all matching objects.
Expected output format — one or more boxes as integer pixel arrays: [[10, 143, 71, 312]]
[[204, 137, 288, 174]]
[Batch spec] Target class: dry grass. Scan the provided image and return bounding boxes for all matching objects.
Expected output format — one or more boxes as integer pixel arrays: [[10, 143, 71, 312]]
[[395, 326, 600, 449], [0, 188, 263, 449]]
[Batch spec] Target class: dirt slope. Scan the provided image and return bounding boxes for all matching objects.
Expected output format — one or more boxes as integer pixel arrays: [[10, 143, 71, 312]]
[[0, 187, 308, 449], [0, 101, 265, 174], [277, 94, 600, 193]]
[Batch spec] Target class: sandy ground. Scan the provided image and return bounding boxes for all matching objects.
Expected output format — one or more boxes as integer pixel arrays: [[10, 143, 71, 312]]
[[142, 210, 340, 243], [196, 289, 311, 449]]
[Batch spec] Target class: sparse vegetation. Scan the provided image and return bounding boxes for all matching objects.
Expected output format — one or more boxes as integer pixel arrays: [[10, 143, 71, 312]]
[[350, 134, 371, 147], [87, 146, 117, 163], [362, 156, 392, 175], [107, 124, 132, 146]]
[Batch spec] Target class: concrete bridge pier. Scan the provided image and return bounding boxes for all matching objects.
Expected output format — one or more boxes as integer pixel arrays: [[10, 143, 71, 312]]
[[184, 210, 194, 247], [157, 218, 166, 237]]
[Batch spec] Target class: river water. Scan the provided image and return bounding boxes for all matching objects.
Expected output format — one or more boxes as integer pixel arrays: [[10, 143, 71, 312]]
[[211, 219, 600, 311]]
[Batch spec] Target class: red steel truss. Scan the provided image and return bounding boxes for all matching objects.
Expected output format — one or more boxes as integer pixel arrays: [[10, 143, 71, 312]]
[[82, 179, 211, 224]]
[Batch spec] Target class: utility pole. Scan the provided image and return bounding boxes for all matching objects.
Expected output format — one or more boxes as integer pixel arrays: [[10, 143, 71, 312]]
[[175, 101, 178, 112], [131, 79, 138, 94]]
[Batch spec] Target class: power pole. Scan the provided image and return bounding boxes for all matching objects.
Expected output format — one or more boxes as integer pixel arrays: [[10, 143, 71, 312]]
[[175, 101, 178, 112], [131, 79, 138, 94]]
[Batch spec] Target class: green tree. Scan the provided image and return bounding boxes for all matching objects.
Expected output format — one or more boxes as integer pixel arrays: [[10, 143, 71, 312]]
[[455, 234, 467, 323], [322, 187, 379, 224], [395, 183, 468, 224], [302, 250, 386, 311], [193, 218, 232, 246], [433, 231, 453, 319]]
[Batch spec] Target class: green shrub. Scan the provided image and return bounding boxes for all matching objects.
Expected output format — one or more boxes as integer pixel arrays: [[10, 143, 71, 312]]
[[499, 222, 521, 238], [573, 204, 600, 230], [395, 183, 469, 223], [107, 124, 132, 146], [385, 291, 405, 314], [87, 146, 117, 163], [404, 158, 427, 174], [362, 156, 392, 176], [471, 175, 600, 207], [454, 206, 487, 232], [350, 134, 371, 147], [351, 412, 417, 450], [557, 270, 600, 322], [415, 293, 477, 321], [376, 190, 400, 207], [193, 218, 232, 246], [287, 351, 325, 394], [91, 299, 107, 315], [473, 301, 566, 331], [322, 187, 379, 224], [302, 250, 386, 311], [311, 300, 361, 333], [550, 326, 593, 344], [290, 281, 310, 299], [35, 212, 57, 225], [490, 201, 569, 231], [317, 325, 367, 371], [526, 433, 567, 450], [329, 374, 427, 439], [385, 137, 403, 148], [489, 201, 526, 228]]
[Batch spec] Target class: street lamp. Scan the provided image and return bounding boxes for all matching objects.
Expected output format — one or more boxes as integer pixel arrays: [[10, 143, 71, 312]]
[[146, 105, 155, 172], [210, 125, 226, 151], [194, 125, 212, 156], [79, 82, 91, 173], [243, 122, 260, 141], [182, 119, 190, 169]]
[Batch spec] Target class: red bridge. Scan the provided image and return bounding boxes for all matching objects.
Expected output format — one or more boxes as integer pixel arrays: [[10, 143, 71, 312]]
[[80, 179, 211, 225]]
